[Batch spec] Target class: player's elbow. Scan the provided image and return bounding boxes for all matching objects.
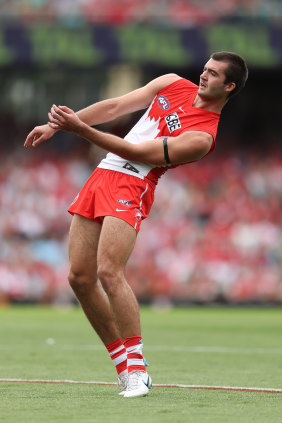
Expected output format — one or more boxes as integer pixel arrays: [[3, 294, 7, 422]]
[[193, 135, 213, 160], [170, 133, 213, 164], [106, 98, 121, 120]]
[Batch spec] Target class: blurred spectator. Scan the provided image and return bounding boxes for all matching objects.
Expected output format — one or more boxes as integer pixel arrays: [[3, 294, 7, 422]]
[[0, 148, 281, 305], [0, 0, 282, 26]]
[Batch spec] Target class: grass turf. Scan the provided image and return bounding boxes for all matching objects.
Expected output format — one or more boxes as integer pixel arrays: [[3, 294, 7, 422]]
[[0, 305, 282, 423]]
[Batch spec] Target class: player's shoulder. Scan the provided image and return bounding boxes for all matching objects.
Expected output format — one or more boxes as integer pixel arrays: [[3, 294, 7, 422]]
[[146, 73, 181, 94], [144, 74, 197, 105], [158, 73, 182, 84], [156, 74, 198, 92]]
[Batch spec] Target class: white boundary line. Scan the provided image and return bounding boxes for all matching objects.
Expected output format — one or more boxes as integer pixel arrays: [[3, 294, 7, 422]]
[[0, 378, 281, 394], [1, 345, 281, 355]]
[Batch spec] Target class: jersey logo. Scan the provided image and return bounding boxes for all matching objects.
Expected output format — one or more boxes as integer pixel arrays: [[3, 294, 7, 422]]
[[135, 208, 142, 221], [157, 95, 170, 110], [165, 112, 181, 133], [123, 162, 139, 174]]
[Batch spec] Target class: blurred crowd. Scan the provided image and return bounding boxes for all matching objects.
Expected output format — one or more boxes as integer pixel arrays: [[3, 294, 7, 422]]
[[0, 0, 282, 26], [1, 148, 281, 305]]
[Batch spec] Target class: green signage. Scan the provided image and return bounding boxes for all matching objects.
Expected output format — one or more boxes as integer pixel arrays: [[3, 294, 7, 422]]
[[117, 26, 192, 67], [0, 30, 15, 65], [205, 24, 279, 67], [28, 26, 102, 66], [0, 24, 281, 68]]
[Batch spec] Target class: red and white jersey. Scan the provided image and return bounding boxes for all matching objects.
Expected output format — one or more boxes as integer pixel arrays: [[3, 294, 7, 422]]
[[98, 78, 221, 186]]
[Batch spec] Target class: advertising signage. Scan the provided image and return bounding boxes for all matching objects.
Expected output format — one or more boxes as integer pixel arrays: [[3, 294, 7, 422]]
[[0, 24, 281, 69]]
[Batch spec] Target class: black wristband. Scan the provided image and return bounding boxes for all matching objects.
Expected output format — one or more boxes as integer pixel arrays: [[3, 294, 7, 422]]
[[163, 137, 171, 165]]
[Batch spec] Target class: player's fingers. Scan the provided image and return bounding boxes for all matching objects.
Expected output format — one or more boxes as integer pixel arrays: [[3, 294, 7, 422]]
[[50, 105, 64, 120], [49, 110, 64, 123], [24, 136, 32, 147], [24, 129, 38, 147], [31, 134, 45, 147], [48, 122, 59, 130], [48, 112, 58, 123], [57, 105, 73, 114], [52, 104, 66, 116], [50, 105, 57, 116]]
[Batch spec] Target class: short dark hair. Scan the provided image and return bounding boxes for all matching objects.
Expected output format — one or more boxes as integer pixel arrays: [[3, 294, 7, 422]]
[[211, 51, 248, 98]]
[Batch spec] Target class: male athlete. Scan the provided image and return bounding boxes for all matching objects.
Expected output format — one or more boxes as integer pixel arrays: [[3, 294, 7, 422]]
[[25, 52, 248, 398]]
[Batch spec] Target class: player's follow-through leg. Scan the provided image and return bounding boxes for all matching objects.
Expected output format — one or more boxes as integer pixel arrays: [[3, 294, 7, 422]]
[[68, 214, 128, 392], [68, 214, 152, 397], [97, 216, 152, 397]]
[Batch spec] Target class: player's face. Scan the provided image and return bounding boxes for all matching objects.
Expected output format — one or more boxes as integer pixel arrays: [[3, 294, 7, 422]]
[[198, 59, 234, 100]]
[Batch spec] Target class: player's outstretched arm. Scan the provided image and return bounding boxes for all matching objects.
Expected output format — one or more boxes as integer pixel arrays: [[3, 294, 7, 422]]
[[47, 74, 181, 128], [48, 105, 213, 165], [25, 73, 181, 148], [24, 124, 57, 148]]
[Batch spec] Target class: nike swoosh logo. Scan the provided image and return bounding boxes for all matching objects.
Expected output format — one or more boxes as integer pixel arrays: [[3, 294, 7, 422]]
[[142, 375, 150, 388], [116, 208, 129, 212]]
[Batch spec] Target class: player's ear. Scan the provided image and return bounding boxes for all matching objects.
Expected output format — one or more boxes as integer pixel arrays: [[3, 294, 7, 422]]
[[225, 82, 236, 95]]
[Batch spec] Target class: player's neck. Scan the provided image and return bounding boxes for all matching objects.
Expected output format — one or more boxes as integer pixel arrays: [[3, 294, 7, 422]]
[[193, 94, 226, 113]]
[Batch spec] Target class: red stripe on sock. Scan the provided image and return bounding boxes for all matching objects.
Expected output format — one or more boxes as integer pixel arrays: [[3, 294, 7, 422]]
[[106, 338, 127, 376], [116, 361, 127, 374], [123, 336, 142, 349], [128, 365, 146, 373], [127, 353, 143, 360], [106, 338, 123, 353]]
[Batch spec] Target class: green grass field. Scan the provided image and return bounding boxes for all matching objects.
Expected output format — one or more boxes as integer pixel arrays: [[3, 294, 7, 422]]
[[0, 306, 282, 423]]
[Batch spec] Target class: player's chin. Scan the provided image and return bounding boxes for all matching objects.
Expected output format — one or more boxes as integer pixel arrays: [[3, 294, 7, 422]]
[[198, 88, 207, 97]]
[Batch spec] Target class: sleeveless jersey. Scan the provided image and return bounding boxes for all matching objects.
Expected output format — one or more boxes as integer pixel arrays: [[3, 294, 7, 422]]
[[98, 78, 221, 186]]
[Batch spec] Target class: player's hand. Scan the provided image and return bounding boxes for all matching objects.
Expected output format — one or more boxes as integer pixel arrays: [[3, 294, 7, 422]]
[[24, 124, 57, 148], [48, 105, 82, 134]]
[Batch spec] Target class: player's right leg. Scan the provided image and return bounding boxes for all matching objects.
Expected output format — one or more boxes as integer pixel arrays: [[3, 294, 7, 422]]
[[68, 213, 120, 345], [68, 214, 128, 391]]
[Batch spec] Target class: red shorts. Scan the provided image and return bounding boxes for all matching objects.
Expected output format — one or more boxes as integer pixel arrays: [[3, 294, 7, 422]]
[[68, 168, 155, 233]]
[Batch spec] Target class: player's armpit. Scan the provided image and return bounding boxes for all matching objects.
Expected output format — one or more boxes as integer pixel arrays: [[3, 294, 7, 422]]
[[167, 131, 213, 165]]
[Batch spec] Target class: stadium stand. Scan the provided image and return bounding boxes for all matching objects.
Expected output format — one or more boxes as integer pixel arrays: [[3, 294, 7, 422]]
[[0, 1, 281, 306], [0, 0, 282, 26], [1, 150, 281, 305]]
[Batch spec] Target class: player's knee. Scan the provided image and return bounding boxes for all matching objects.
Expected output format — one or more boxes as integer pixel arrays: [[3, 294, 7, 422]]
[[68, 268, 93, 294], [97, 264, 121, 296]]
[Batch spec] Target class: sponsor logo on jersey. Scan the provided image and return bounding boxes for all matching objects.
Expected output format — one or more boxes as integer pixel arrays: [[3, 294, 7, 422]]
[[165, 112, 181, 133], [157, 95, 170, 110], [118, 199, 131, 207], [123, 162, 139, 173]]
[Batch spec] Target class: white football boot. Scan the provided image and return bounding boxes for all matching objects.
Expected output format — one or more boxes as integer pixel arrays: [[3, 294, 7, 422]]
[[117, 369, 128, 395], [123, 371, 152, 398]]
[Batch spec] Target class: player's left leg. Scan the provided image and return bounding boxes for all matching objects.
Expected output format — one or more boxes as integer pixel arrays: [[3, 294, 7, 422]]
[[97, 216, 152, 397], [97, 216, 140, 338]]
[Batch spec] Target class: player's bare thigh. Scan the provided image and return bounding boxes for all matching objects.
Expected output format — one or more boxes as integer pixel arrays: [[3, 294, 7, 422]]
[[68, 213, 102, 278], [97, 216, 137, 276]]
